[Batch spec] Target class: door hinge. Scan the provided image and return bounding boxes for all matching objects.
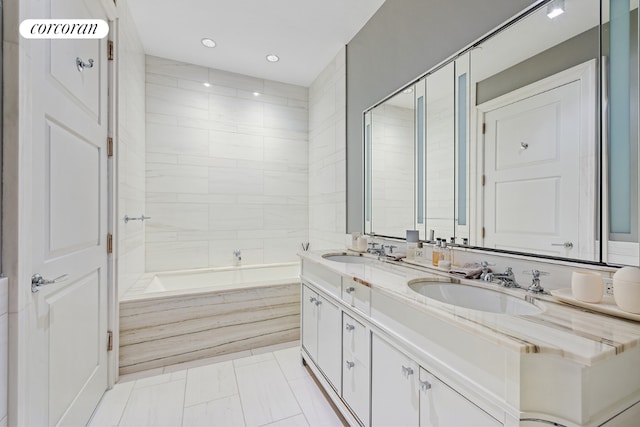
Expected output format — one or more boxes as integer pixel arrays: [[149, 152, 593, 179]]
[[107, 137, 113, 157], [107, 233, 113, 254], [482, 175, 486, 186], [482, 227, 485, 238], [107, 40, 114, 61], [107, 330, 113, 352], [482, 123, 486, 134]]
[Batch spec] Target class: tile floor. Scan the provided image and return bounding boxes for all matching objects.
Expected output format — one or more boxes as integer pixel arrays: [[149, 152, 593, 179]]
[[89, 341, 346, 427]]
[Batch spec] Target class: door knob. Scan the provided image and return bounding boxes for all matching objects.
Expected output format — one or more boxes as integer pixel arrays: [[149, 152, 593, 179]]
[[345, 286, 355, 294], [345, 323, 355, 332], [31, 273, 68, 293], [345, 361, 355, 369]]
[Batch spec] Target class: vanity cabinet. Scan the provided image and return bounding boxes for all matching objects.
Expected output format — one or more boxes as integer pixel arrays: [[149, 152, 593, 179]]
[[371, 334, 420, 426], [301, 284, 342, 391], [342, 313, 370, 426], [419, 368, 500, 427], [372, 333, 501, 427]]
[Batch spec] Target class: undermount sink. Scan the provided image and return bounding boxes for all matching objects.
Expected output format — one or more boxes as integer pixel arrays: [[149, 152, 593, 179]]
[[409, 281, 543, 315], [322, 254, 377, 265]]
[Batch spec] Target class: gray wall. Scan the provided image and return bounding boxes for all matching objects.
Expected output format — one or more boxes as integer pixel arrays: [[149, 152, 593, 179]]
[[346, 0, 538, 232]]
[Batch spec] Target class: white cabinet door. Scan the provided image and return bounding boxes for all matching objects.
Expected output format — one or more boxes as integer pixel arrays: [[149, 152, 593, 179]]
[[317, 295, 342, 392], [372, 335, 419, 426], [343, 314, 370, 426], [302, 285, 318, 361], [419, 368, 501, 427]]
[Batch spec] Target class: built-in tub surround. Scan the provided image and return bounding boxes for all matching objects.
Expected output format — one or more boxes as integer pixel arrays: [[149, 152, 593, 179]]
[[144, 55, 309, 272], [300, 250, 640, 426], [117, 0, 147, 299], [119, 264, 300, 374], [308, 47, 347, 250]]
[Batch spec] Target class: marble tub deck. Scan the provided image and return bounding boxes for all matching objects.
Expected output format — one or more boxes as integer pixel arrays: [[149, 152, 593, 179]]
[[119, 282, 301, 375]]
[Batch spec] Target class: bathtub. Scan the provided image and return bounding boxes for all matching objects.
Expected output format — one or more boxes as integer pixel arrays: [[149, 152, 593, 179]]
[[119, 262, 301, 375], [144, 262, 301, 294]]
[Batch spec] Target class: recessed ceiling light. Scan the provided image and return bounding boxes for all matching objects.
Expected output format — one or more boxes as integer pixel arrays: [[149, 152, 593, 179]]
[[266, 54, 279, 63], [203, 82, 211, 87], [547, 0, 565, 19], [201, 38, 216, 48], [402, 88, 413, 94], [253, 92, 260, 96]]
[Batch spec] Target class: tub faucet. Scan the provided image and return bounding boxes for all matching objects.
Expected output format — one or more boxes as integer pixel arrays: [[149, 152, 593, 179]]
[[233, 249, 242, 266]]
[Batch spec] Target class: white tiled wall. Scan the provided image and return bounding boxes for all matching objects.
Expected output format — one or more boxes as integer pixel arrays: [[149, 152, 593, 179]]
[[117, 0, 147, 298], [308, 47, 347, 250], [145, 56, 309, 271], [371, 103, 415, 236]]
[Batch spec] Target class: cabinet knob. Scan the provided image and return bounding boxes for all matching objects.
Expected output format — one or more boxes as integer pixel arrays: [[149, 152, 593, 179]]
[[345, 286, 355, 294], [420, 380, 432, 392], [345, 360, 355, 369], [309, 296, 316, 303], [401, 365, 414, 378], [345, 323, 355, 332], [315, 300, 322, 306]]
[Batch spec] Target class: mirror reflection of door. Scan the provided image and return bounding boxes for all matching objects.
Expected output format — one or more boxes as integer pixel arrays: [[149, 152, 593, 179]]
[[479, 60, 597, 260]]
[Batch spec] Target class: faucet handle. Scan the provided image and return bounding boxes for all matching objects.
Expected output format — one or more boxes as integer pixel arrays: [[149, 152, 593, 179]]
[[386, 245, 397, 254], [368, 242, 380, 249], [523, 269, 549, 293], [480, 261, 495, 280]]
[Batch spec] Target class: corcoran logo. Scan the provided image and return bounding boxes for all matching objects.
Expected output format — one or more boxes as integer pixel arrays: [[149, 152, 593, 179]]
[[20, 19, 109, 39]]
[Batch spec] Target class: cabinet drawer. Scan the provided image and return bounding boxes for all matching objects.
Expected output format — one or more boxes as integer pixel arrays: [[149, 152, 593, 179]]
[[301, 259, 342, 298], [342, 314, 369, 366], [343, 313, 370, 426], [342, 278, 371, 315]]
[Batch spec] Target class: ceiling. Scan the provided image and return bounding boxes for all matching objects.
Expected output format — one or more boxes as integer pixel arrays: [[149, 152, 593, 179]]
[[127, 0, 386, 87]]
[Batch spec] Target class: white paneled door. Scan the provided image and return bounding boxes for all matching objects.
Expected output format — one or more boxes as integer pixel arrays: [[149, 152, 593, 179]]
[[29, 1, 110, 425]]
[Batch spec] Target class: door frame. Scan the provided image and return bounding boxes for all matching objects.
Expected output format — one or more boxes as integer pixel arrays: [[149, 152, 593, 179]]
[[3, 0, 119, 424], [473, 59, 598, 260]]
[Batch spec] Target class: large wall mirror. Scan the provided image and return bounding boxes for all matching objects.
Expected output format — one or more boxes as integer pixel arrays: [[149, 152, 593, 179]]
[[363, 0, 640, 265]]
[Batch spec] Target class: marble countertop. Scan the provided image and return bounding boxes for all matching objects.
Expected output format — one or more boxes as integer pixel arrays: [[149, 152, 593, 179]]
[[300, 250, 640, 366]]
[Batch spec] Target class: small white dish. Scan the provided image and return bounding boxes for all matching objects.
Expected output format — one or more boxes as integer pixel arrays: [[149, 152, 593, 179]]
[[571, 271, 603, 303], [613, 266, 640, 314]]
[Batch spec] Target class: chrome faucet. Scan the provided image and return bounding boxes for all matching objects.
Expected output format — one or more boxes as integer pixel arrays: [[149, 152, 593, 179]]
[[526, 269, 548, 293], [484, 267, 520, 288], [367, 242, 386, 256]]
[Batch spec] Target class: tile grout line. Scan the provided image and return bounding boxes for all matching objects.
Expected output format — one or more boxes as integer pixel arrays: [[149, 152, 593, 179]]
[[180, 369, 188, 427], [232, 356, 249, 427], [115, 382, 136, 427], [275, 349, 311, 427]]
